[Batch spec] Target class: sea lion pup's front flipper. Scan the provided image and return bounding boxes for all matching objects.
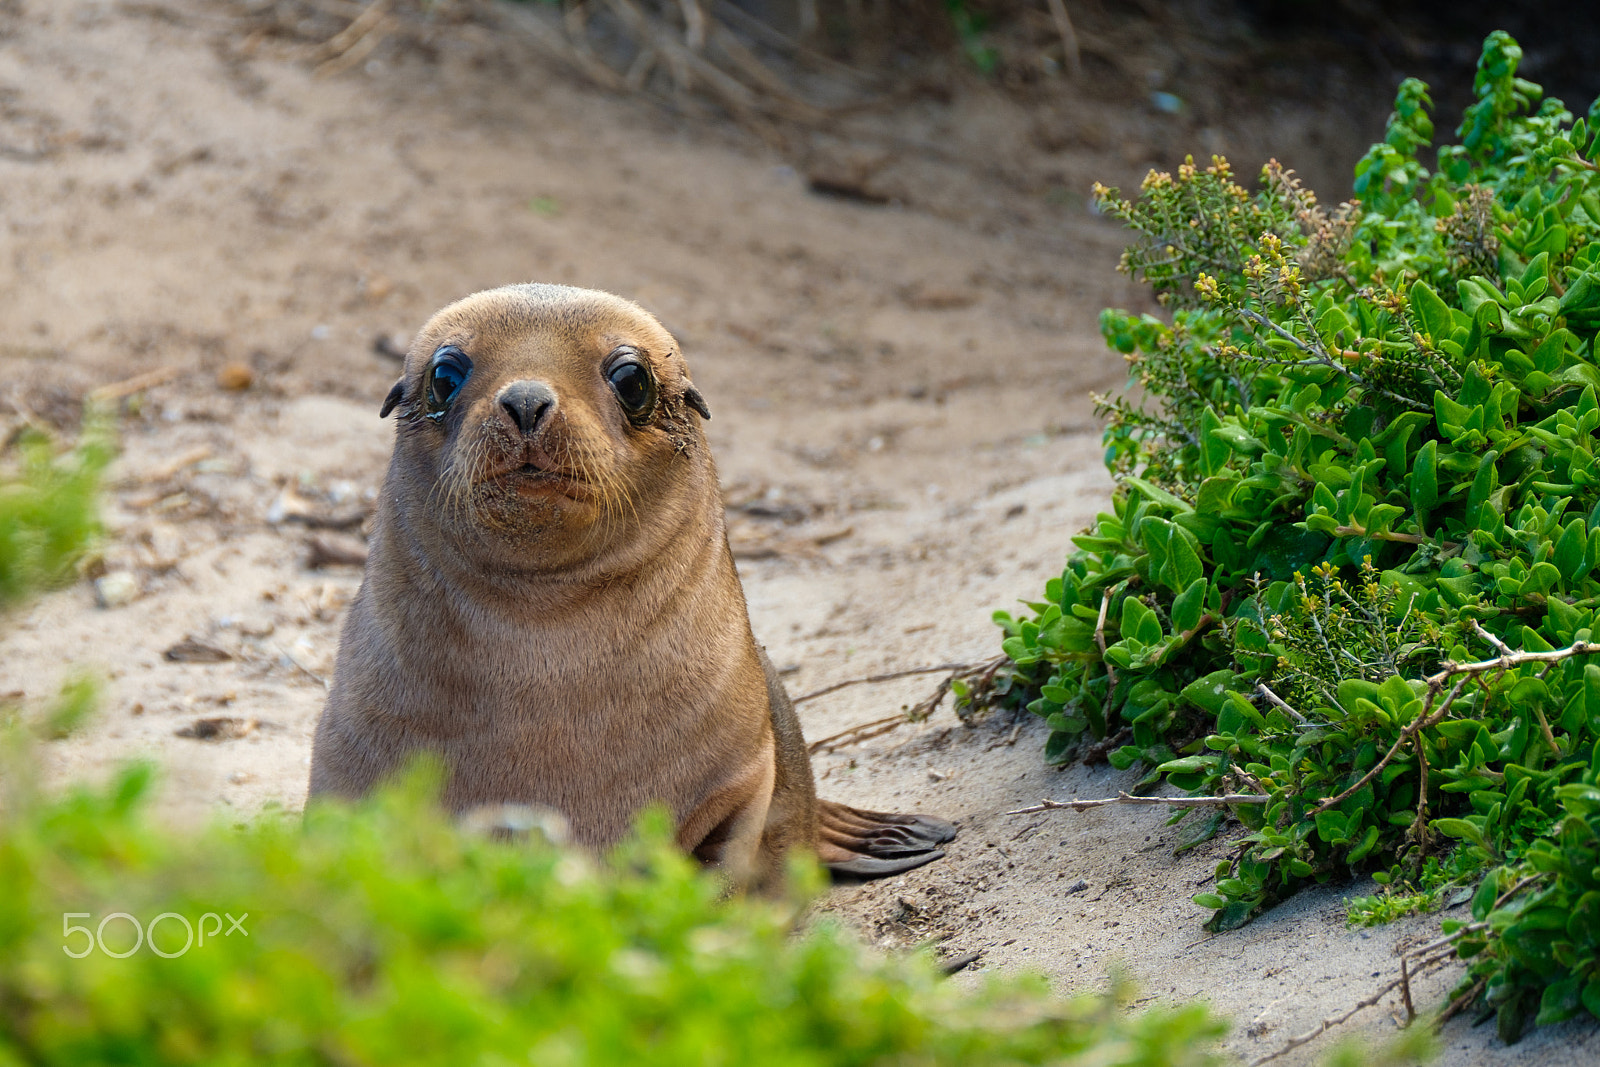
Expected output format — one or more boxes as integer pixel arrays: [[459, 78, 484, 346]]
[[758, 647, 957, 880]]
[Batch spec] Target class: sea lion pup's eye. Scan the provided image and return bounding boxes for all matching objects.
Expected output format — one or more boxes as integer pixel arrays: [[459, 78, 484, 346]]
[[603, 347, 657, 423], [424, 345, 473, 420]]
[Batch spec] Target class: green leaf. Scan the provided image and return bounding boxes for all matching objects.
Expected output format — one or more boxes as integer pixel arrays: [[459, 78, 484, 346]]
[[1001, 636, 1029, 660], [1347, 824, 1382, 862], [1121, 595, 1164, 646], [1555, 517, 1588, 581], [1536, 976, 1583, 1026], [1586, 664, 1600, 729], [1157, 755, 1217, 775], [1120, 596, 1149, 643], [1378, 674, 1417, 714], [1171, 577, 1208, 634], [1205, 901, 1258, 932], [1410, 439, 1438, 513], [1582, 978, 1600, 1020], [1200, 407, 1228, 477], [1208, 423, 1267, 456], [1411, 279, 1454, 342], [1520, 251, 1550, 290], [1108, 745, 1144, 770], [1528, 224, 1569, 258], [1431, 817, 1486, 848], [1336, 678, 1382, 711], [1167, 528, 1204, 592], [1179, 670, 1235, 716], [1525, 561, 1561, 596], [1560, 270, 1600, 332], [1466, 449, 1500, 517], [1044, 730, 1074, 763], [1123, 476, 1193, 514], [1314, 810, 1349, 845], [1435, 391, 1474, 436], [1194, 475, 1239, 517]]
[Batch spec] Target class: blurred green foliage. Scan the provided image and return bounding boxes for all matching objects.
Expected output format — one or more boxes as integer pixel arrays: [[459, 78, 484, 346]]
[[0, 415, 108, 740], [987, 30, 1600, 1040], [0, 763, 1229, 1066], [945, 0, 999, 74], [0, 423, 108, 610]]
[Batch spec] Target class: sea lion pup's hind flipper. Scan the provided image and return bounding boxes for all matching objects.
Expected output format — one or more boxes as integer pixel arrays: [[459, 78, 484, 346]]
[[757, 645, 956, 882], [815, 798, 956, 878]]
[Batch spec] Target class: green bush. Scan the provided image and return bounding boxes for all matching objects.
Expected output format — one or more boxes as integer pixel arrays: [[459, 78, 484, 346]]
[[987, 30, 1600, 1039], [0, 763, 1228, 1066]]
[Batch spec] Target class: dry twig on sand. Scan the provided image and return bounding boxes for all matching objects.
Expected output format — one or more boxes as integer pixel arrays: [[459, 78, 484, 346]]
[[88, 366, 183, 404], [793, 662, 977, 705], [241, 0, 955, 141], [314, 0, 394, 77], [1042, 0, 1080, 77], [1003, 791, 1269, 816], [1245, 872, 1548, 1065], [802, 657, 1005, 755]]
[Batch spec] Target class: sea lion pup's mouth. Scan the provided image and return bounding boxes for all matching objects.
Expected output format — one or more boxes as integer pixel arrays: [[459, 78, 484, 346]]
[[480, 456, 592, 500]]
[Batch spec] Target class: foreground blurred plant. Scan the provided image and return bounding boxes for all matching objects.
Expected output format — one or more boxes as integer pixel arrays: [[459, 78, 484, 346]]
[[987, 30, 1600, 1040], [0, 422, 108, 610], [0, 414, 109, 741], [0, 762, 1230, 1066]]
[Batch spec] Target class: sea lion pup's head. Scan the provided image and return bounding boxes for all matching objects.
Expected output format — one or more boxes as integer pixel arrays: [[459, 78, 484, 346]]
[[379, 283, 713, 575]]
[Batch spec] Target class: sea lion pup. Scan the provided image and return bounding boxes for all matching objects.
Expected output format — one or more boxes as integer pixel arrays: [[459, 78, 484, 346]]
[[308, 283, 954, 887]]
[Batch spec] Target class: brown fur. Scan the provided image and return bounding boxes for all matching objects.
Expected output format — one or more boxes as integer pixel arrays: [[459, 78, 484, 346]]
[[308, 283, 952, 886]]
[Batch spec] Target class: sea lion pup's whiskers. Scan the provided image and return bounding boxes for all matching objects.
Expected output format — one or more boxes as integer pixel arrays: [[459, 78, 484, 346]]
[[429, 430, 481, 527], [309, 282, 955, 890], [562, 426, 635, 547], [458, 434, 493, 527], [577, 430, 638, 541]]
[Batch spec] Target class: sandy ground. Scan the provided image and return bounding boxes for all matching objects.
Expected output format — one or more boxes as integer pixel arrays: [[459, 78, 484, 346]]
[[2, 3, 1598, 1064]]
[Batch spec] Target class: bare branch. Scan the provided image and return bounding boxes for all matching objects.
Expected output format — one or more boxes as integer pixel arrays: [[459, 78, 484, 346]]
[[1399, 955, 1415, 1024], [1402, 874, 1545, 959], [87, 366, 183, 405], [801, 657, 1004, 754], [1313, 637, 1600, 815], [1256, 683, 1306, 724], [1247, 979, 1402, 1066], [1042, 0, 1081, 77], [807, 715, 905, 755], [1095, 584, 1119, 692], [1409, 728, 1432, 854], [1004, 791, 1269, 816], [1330, 525, 1461, 551], [1247, 947, 1459, 1067], [1253, 873, 1550, 1064], [1468, 618, 1512, 656], [793, 662, 981, 705]]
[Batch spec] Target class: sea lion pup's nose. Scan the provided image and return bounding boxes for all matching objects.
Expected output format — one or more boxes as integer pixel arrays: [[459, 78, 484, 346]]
[[498, 379, 557, 436]]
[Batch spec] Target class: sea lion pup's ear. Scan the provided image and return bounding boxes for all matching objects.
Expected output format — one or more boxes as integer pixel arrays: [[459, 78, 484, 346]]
[[379, 378, 406, 418], [683, 385, 711, 421]]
